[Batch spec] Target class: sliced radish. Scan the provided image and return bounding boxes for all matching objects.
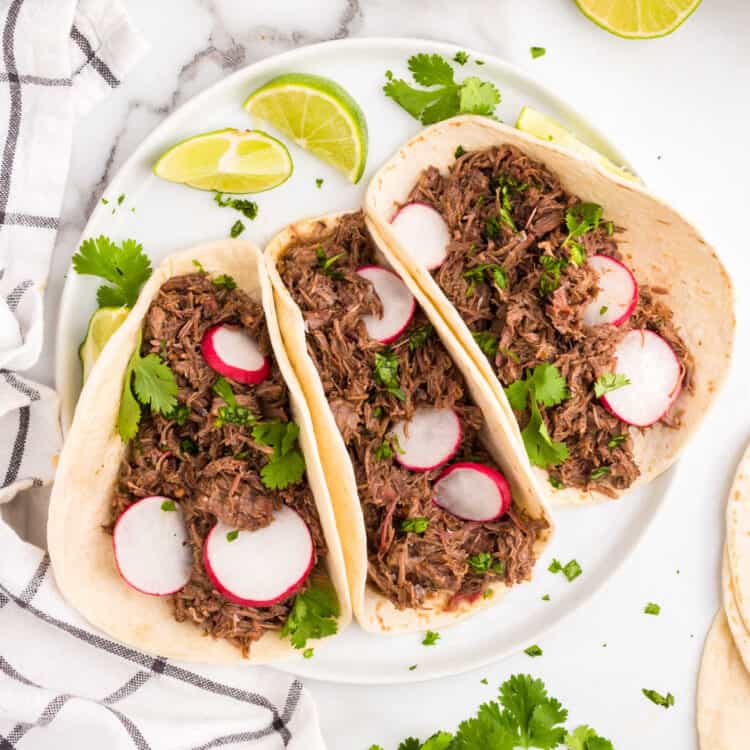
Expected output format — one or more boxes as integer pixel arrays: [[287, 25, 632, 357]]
[[391, 202, 450, 270], [113, 496, 191, 596], [203, 506, 314, 607], [433, 462, 511, 522], [601, 329, 682, 427], [583, 255, 638, 327], [201, 324, 270, 385], [356, 265, 416, 344], [390, 407, 461, 472]]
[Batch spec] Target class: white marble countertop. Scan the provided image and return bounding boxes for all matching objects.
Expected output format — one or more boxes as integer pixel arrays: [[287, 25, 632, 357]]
[[5, 0, 750, 747]]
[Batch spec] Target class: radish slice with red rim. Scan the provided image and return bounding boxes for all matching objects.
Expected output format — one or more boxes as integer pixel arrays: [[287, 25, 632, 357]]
[[601, 329, 682, 427], [433, 462, 511, 522], [201, 324, 270, 384], [391, 202, 450, 270], [356, 265, 416, 344], [203, 506, 314, 607], [390, 407, 461, 472], [113, 496, 191, 596], [583, 255, 638, 327]]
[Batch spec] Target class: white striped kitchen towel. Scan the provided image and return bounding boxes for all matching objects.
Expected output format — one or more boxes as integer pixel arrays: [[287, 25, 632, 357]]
[[0, 0, 148, 502], [0, 3, 328, 748]]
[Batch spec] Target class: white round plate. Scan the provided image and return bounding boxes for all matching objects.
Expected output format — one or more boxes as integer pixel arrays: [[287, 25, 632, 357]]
[[55, 37, 670, 684]]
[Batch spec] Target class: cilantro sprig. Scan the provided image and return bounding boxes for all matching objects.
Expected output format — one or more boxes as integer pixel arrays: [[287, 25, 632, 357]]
[[214, 192, 258, 220], [505, 364, 569, 468], [73, 236, 152, 308], [118, 336, 178, 441], [281, 585, 340, 649], [594, 373, 630, 398], [374, 349, 406, 401], [562, 203, 603, 265], [383, 53, 500, 125], [371, 674, 614, 750]]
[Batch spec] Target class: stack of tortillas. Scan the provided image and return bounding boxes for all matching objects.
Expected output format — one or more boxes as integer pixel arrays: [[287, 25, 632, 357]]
[[697, 443, 750, 747]]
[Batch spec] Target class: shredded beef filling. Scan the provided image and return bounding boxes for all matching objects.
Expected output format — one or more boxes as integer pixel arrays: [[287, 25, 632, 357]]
[[407, 145, 694, 496], [279, 211, 547, 610], [110, 273, 326, 656]]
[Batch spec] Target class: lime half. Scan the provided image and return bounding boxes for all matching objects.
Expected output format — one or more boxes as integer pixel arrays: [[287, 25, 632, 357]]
[[79, 306, 130, 382], [154, 128, 292, 193], [244, 73, 368, 184], [516, 106, 639, 183], [575, 0, 701, 39]]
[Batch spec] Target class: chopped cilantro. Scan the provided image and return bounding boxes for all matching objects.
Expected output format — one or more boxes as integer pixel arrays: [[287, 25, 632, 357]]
[[475, 59, 485, 65], [473, 331, 499, 357], [538, 255, 567, 296], [500, 347, 521, 364], [374, 440, 394, 461], [164, 403, 189, 425], [480, 677, 489, 685], [282, 585, 340, 649], [562, 559, 582, 582], [73, 236, 152, 308], [455, 144, 466, 158], [213, 377, 256, 428], [483, 588, 493, 599], [401, 517, 429, 534], [315, 178, 324, 188], [160, 500, 176, 511], [564, 725, 615, 750], [230, 219, 245, 238], [463, 263, 507, 295], [303, 648, 314, 659], [594, 372, 630, 398], [605, 220, 615, 236], [642, 688, 674, 708], [101, 198, 109, 205], [252, 420, 306, 489], [226, 529, 239, 542], [453, 50, 469, 65], [409, 323, 434, 351], [192, 259, 206, 274], [468, 553, 492, 573], [549, 475, 564, 490], [589, 466, 611, 481], [607, 434, 627, 449], [214, 192, 258, 220], [599, 305, 608, 316], [567, 240, 586, 266], [315, 247, 345, 280], [372, 406, 384, 418], [524, 644, 543, 657], [383, 53, 500, 125], [117, 193, 125, 205], [542, 594, 550, 601], [530, 46, 546, 59], [504, 364, 569, 468], [179, 438, 198, 455], [213, 273, 237, 290], [562, 203, 602, 257], [422, 630, 440, 646], [644, 602, 661, 615], [408, 665, 417, 672], [548, 559, 563, 573], [374, 349, 405, 401]]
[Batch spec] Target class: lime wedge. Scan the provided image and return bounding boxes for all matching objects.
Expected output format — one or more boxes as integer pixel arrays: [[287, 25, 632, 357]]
[[516, 106, 639, 183], [575, 0, 701, 39], [79, 306, 130, 382], [243, 73, 368, 184], [153, 128, 292, 193]]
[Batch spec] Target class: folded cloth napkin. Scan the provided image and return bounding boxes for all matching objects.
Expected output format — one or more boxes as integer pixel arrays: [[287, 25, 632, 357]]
[[0, 3, 327, 748]]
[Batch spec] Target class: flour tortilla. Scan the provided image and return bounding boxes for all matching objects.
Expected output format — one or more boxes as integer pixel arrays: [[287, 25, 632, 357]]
[[726, 440, 750, 637], [47, 239, 351, 663], [364, 115, 734, 505], [697, 609, 750, 749], [721, 547, 750, 673], [265, 212, 552, 634]]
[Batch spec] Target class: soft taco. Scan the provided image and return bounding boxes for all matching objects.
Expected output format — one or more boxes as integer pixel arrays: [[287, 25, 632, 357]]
[[48, 240, 351, 662], [365, 115, 734, 504], [265, 210, 552, 633]]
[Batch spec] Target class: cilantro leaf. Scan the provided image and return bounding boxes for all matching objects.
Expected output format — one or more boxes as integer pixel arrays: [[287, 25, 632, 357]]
[[229, 219, 245, 238], [281, 585, 340, 649], [421, 732, 454, 750], [562, 560, 582, 582], [530, 47, 546, 59], [529, 364, 569, 407], [422, 630, 440, 646], [214, 192, 258, 220], [398, 740, 421, 750], [453, 50, 469, 65], [548, 559, 562, 573], [402, 517, 429, 534], [565, 203, 602, 240], [538, 255, 567, 297], [73, 236, 152, 308], [253, 420, 306, 489], [374, 349, 405, 401], [213, 376, 236, 407], [458, 77, 501, 116], [522, 400, 569, 469], [500, 674, 568, 749], [409, 53, 456, 86], [524, 645, 543, 657], [409, 323, 434, 351], [473, 331, 499, 358], [131, 354, 179, 414], [383, 78, 446, 120], [505, 379, 530, 412], [594, 372, 630, 398], [452, 701, 515, 750], [565, 725, 614, 750], [644, 602, 661, 615], [118, 357, 142, 442], [642, 688, 674, 708]]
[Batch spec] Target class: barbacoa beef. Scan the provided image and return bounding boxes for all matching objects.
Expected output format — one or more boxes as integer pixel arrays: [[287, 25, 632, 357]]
[[110, 273, 326, 656], [408, 145, 694, 496], [279, 211, 547, 610]]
